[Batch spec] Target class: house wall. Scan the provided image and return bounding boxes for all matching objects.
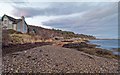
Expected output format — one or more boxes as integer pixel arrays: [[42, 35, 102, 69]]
[[13, 24, 17, 30], [3, 16, 9, 27], [23, 21, 28, 33], [7, 21, 13, 29], [16, 21, 27, 33], [2, 16, 14, 30], [16, 21, 22, 32]]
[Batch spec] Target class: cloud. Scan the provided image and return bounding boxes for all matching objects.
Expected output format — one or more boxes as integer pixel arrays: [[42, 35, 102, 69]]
[[43, 4, 117, 28], [9, 2, 118, 38], [42, 2, 118, 38], [11, 2, 105, 17]]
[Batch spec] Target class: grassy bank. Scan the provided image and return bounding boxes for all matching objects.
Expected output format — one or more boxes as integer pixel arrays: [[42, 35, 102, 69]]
[[9, 34, 43, 44], [2, 29, 53, 46]]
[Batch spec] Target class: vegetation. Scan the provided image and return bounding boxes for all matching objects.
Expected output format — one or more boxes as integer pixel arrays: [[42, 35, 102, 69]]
[[28, 25, 96, 40], [2, 25, 96, 46], [7, 29, 22, 34], [2, 29, 47, 46], [52, 28, 96, 39], [62, 42, 119, 59]]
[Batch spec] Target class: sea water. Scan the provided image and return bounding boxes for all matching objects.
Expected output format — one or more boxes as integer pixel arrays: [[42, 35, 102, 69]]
[[89, 39, 120, 55]]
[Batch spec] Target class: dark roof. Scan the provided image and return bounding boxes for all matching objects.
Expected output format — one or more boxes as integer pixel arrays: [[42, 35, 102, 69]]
[[13, 19, 22, 24], [1, 14, 22, 24]]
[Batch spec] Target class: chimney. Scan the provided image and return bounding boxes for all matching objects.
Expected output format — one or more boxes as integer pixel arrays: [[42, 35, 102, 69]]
[[21, 16, 25, 21], [21, 16, 25, 32]]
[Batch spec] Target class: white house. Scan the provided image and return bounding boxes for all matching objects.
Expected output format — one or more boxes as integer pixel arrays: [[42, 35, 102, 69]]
[[0, 14, 28, 33]]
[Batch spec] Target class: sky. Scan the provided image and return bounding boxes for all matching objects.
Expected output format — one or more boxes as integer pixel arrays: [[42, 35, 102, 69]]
[[0, 0, 119, 39]]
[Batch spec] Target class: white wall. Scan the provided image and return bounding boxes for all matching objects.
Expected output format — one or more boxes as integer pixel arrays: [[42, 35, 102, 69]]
[[23, 21, 28, 33], [2, 16, 14, 30], [16, 21, 22, 32], [3, 16, 9, 27], [13, 24, 17, 30], [7, 21, 13, 29]]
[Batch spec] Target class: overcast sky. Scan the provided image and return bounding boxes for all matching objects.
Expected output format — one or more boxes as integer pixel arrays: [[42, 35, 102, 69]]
[[0, 0, 119, 38]]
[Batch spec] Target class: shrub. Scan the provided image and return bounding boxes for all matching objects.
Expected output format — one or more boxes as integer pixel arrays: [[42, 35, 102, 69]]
[[7, 29, 22, 34]]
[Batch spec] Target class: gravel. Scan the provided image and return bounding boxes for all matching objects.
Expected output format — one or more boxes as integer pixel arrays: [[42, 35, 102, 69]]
[[2, 45, 119, 73]]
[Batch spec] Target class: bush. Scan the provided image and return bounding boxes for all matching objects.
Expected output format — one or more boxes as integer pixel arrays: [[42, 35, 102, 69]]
[[7, 29, 22, 34]]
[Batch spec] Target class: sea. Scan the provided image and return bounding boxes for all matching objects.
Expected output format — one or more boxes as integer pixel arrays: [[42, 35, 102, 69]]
[[89, 39, 120, 55]]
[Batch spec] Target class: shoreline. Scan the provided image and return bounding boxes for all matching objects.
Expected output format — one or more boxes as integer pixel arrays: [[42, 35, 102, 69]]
[[2, 45, 118, 73], [2, 39, 119, 59], [2, 40, 119, 73], [95, 38, 120, 40], [62, 41, 119, 59], [88, 39, 119, 56]]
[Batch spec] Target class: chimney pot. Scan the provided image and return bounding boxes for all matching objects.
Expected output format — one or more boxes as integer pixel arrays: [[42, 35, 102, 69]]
[[21, 16, 25, 20]]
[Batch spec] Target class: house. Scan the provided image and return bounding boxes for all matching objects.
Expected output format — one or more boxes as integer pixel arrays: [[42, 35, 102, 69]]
[[0, 14, 28, 33]]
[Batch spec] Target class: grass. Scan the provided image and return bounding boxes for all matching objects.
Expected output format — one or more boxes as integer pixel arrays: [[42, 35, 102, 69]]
[[9, 33, 44, 44], [2, 29, 52, 45]]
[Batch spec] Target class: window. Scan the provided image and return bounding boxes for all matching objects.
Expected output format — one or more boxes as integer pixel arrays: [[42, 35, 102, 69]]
[[4, 20, 7, 24], [33, 29, 36, 33]]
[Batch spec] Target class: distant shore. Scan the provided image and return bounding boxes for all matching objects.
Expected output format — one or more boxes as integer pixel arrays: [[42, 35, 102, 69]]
[[96, 38, 120, 40]]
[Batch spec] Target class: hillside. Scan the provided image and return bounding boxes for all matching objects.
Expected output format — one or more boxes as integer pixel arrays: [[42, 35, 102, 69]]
[[2, 25, 96, 46], [27, 25, 96, 40]]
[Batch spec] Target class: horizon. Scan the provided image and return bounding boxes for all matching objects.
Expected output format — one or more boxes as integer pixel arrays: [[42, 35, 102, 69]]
[[0, 1, 118, 39]]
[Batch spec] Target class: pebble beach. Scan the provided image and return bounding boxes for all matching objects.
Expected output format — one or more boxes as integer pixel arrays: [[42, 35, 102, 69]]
[[2, 45, 119, 73]]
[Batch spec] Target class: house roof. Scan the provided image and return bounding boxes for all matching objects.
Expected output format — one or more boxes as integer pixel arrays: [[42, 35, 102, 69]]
[[1, 14, 22, 24], [13, 19, 22, 24]]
